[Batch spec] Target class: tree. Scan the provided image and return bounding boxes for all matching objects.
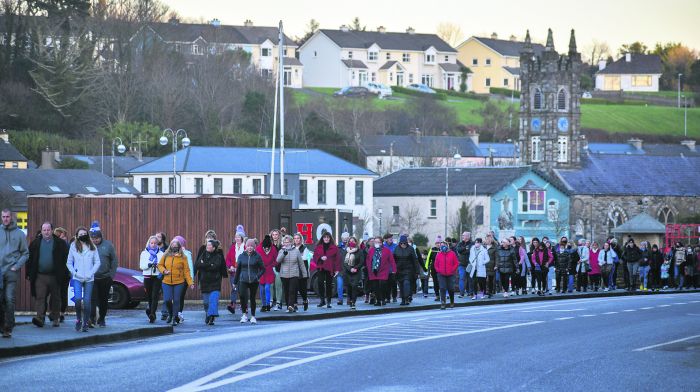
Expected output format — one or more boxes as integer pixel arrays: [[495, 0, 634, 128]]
[[57, 156, 89, 169], [459, 66, 471, 93], [349, 17, 365, 31], [688, 59, 700, 92], [474, 100, 516, 141], [583, 40, 611, 65], [547, 201, 569, 238], [436, 22, 464, 48], [450, 201, 474, 239], [297, 19, 319, 47], [618, 41, 648, 56], [399, 203, 425, 235]]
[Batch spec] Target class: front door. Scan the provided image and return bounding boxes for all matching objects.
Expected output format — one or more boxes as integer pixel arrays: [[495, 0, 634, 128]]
[[396, 72, 404, 87], [447, 74, 454, 90]]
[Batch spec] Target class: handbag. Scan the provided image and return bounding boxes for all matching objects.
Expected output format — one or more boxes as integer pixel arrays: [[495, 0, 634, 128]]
[[465, 263, 474, 275]]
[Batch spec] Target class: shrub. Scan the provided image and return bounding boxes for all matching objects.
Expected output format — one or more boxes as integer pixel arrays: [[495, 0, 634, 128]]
[[489, 87, 521, 98], [393, 86, 447, 101], [412, 232, 429, 247]]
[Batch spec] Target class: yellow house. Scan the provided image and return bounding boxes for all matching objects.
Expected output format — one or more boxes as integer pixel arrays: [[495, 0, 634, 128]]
[[457, 33, 544, 94]]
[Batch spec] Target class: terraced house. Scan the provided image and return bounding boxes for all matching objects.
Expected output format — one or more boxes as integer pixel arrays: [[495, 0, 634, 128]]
[[299, 25, 468, 90]]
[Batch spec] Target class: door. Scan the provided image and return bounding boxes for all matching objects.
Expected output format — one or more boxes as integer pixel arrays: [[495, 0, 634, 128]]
[[447, 74, 454, 90], [396, 72, 404, 87]]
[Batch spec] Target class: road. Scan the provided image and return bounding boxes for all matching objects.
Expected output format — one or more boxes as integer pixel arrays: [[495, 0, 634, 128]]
[[2, 292, 699, 391]]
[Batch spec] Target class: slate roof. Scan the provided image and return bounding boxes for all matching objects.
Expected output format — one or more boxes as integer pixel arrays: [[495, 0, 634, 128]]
[[471, 37, 545, 57], [379, 60, 401, 70], [146, 22, 296, 46], [439, 62, 465, 72], [597, 54, 662, 75], [553, 153, 700, 196], [586, 143, 644, 155], [374, 166, 530, 196], [319, 29, 455, 52], [640, 143, 700, 157], [611, 213, 666, 234], [478, 143, 519, 158], [503, 66, 520, 76], [341, 59, 368, 69], [64, 155, 157, 177], [0, 141, 29, 162], [128, 147, 375, 176], [362, 135, 483, 157], [283, 57, 303, 66]]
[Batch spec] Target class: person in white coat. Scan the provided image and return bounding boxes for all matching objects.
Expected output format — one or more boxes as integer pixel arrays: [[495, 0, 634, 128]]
[[66, 226, 101, 332], [469, 238, 490, 300], [140, 235, 163, 323]]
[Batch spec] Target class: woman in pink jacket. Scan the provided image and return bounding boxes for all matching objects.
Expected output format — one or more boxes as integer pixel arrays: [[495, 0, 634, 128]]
[[588, 241, 602, 291], [434, 240, 459, 309], [365, 235, 396, 307], [312, 232, 340, 308], [256, 235, 278, 312]]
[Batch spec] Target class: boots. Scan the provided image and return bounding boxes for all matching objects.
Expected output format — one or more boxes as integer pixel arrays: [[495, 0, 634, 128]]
[[326, 298, 332, 308], [317, 299, 326, 308]]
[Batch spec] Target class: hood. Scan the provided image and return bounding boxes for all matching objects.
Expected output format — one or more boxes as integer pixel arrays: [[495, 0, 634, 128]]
[[2, 221, 18, 231]]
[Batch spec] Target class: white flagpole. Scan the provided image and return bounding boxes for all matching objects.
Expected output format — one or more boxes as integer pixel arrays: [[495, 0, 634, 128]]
[[270, 64, 278, 195], [279, 20, 286, 196]]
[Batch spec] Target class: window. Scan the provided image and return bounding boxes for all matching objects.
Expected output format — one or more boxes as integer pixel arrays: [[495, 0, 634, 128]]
[[402, 53, 410, 62], [11, 185, 24, 192], [252, 179, 262, 194], [368, 51, 378, 61], [503, 78, 509, 87], [214, 178, 223, 194], [444, 55, 449, 62], [557, 89, 567, 110], [371, 72, 376, 82], [192, 44, 203, 55], [336, 180, 345, 205], [475, 205, 484, 225], [48, 185, 61, 192], [409, 74, 414, 83], [533, 88, 543, 110], [376, 159, 383, 166], [155, 178, 163, 194], [194, 178, 203, 194], [85, 186, 98, 193], [347, 51, 353, 59], [141, 178, 149, 193], [485, 78, 491, 87], [520, 190, 545, 213], [313, 51, 317, 58], [557, 136, 568, 163], [632, 75, 652, 87], [392, 206, 400, 216], [386, 52, 391, 60], [604, 76, 620, 90], [232, 178, 242, 194], [355, 181, 363, 205], [425, 54, 435, 63], [658, 207, 675, 225], [547, 200, 560, 222], [283, 68, 292, 87], [531, 136, 541, 162], [429, 199, 437, 217], [485, 58, 491, 66], [117, 187, 130, 193], [169, 178, 175, 194], [299, 180, 307, 204], [472, 58, 478, 66], [422, 74, 434, 86], [11, 162, 18, 168], [261, 47, 271, 57], [389, 72, 393, 82], [317, 180, 326, 204]]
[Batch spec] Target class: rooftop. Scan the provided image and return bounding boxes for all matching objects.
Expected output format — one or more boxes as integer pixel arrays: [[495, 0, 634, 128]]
[[64, 155, 157, 177], [362, 135, 482, 157], [469, 36, 545, 57], [611, 212, 666, 234], [318, 29, 455, 52], [597, 54, 663, 75]]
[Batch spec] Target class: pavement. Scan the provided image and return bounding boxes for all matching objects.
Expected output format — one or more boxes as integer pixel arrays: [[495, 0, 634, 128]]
[[1, 291, 698, 391]]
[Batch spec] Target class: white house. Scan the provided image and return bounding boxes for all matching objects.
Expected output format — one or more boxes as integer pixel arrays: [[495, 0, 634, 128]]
[[595, 53, 662, 92], [299, 26, 468, 90], [128, 147, 378, 234]]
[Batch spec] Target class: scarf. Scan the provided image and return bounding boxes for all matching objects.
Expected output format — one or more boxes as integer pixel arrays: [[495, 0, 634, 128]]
[[372, 246, 382, 273], [345, 247, 358, 267], [147, 245, 159, 264]]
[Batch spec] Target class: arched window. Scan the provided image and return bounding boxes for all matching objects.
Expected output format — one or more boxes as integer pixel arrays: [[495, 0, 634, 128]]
[[557, 89, 567, 110], [607, 206, 626, 235], [533, 88, 542, 110], [657, 207, 675, 225], [531, 136, 541, 162], [557, 136, 568, 163]]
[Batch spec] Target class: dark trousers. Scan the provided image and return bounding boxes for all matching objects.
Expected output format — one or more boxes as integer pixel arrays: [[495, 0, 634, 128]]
[[486, 275, 495, 295], [622, 261, 630, 289], [144, 277, 162, 316], [372, 280, 387, 304], [317, 270, 333, 301], [611, 263, 620, 288], [430, 267, 440, 296], [476, 277, 487, 294], [60, 276, 69, 314], [532, 270, 543, 291], [91, 277, 112, 323], [398, 274, 412, 301], [34, 274, 60, 320], [387, 273, 398, 300], [437, 274, 455, 303], [179, 282, 188, 313], [589, 274, 601, 290], [281, 277, 299, 307], [576, 273, 588, 291], [556, 270, 568, 292], [421, 276, 430, 295], [600, 265, 611, 288], [298, 277, 308, 303], [542, 268, 550, 291], [500, 273, 511, 292], [239, 281, 259, 316], [346, 277, 361, 305]]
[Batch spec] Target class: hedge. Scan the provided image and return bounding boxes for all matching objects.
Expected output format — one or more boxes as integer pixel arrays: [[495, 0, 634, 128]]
[[489, 87, 521, 98], [393, 86, 447, 101]]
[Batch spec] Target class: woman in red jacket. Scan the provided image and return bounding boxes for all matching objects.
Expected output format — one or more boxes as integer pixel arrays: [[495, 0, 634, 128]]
[[256, 235, 278, 312], [434, 240, 459, 309], [365, 235, 396, 307], [312, 232, 339, 308]]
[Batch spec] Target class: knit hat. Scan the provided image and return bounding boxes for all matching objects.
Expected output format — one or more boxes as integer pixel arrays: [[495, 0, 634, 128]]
[[89, 220, 102, 238], [262, 234, 272, 249], [435, 235, 443, 244], [235, 224, 246, 238], [399, 235, 408, 244], [174, 235, 186, 249], [341, 232, 350, 241]]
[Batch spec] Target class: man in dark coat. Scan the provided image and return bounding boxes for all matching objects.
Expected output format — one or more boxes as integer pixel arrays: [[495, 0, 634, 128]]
[[27, 222, 69, 328]]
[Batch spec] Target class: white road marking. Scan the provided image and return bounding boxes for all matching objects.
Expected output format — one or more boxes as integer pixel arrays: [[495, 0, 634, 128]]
[[623, 309, 636, 312], [640, 307, 653, 310], [555, 317, 574, 320], [520, 309, 585, 313], [673, 302, 687, 305], [603, 312, 618, 314], [580, 314, 595, 317], [633, 334, 700, 352], [172, 320, 543, 391], [249, 363, 273, 367], [658, 305, 671, 307], [285, 350, 320, 354], [268, 356, 301, 360]]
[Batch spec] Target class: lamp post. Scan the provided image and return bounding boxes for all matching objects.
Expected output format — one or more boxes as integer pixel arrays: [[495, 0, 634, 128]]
[[678, 73, 683, 108], [445, 153, 462, 238], [683, 95, 688, 137], [159, 128, 190, 194], [378, 208, 383, 236], [111, 137, 126, 194]]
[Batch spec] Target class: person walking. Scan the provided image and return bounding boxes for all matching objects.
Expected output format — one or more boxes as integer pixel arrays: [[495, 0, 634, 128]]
[[173, 235, 194, 322], [576, 240, 590, 292], [470, 239, 489, 299], [598, 242, 616, 291], [529, 238, 547, 296], [88, 221, 118, 328], [336, 232, 350, 305], [342, 236, 364, 310], [312, 232, 339, 308], [638, 241, 651, 291], [622, 238, 642, 292], [195, 239, 227, 325], [27, 222, 69, 328], [293, 233, 312, 311], [365, 235, 396, 307], [155, 232, 169, 321], [257, 235, 277, 312], [455, 232, 473, 298], [276, 235, 306, 312], [434, 240, 459, 309], [426, 236, 442, 301], [649, 244, 663, 291], [53, 227, 72, 323], [588, 242, 601, 291], [140, 235, 163, 323], [234, 239, 265, 324], [225, 225, 246, 314], [66, 227, 100, 332], [157, 239, 194, 326], [269, 229, 284, 310], [393, 235, 419, 306], [497, 239, 517, 298]]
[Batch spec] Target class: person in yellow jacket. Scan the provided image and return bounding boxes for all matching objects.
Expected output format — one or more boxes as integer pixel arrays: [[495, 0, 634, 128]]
[[158, 238, 194, 326]]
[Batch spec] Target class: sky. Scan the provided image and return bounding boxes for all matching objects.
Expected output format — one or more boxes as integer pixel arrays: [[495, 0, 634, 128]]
[[161, 0, 700, 56]]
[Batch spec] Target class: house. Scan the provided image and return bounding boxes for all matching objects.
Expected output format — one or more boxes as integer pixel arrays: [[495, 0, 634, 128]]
[[62, 154, 156, 185], [134, 18, 303, 88], [595, 53, 662, 92], [299, 26, 468, 90], [127, 147, 378, 234], [456, 33, 545, 94], [373, 166, 569, 240], [0, 131, 31, 169]]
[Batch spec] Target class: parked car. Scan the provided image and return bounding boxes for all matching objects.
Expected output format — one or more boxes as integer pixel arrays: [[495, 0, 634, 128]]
[[333, 86, 372, 98], [406, 83, 436, 94], [365, 82, 392, 98], [109, 267, 147, 309], [581, 91, 592, 99]]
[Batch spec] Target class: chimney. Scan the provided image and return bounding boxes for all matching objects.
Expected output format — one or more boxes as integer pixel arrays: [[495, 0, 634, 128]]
[[491, 32, 498, 39], [509, 34, 517, 42], [340, 24, 349, 32], [0, 129, 8, 143], [377, 26, 386, 34], [625, 52, 631, 62], [467, 129, 480, 146], [210, 18, 221, 27], [680, 140, 696, 151], [406, 27, 415, 35], [628, 138, 643, 151], [168, 16, 179, 25], [244, 19, 253, 27], [598, 60, 606, 71], [40, 148, 59, 169]]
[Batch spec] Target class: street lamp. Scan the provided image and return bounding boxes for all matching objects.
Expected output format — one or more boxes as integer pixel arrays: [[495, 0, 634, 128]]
[[445, 153, 462, 238], [683, 95, 688, 137], [377, 208, 383, 236], [160, 128, 190, 194], [111, 137, 126, 194], [678, 73, 683, 108]]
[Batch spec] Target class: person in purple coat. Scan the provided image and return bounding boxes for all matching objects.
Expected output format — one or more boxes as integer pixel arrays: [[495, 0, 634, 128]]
[[365, 235, 396, 306]]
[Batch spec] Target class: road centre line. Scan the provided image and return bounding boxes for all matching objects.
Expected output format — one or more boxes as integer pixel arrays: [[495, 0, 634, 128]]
[[554, 317, 574, 320], [633, 334, 700, 352], [658, 305, 671, 307], [641, 307, 653, 310], [172, 320, 544, 391], [603, 311, 618, 314], [580, 315, 595, 317]]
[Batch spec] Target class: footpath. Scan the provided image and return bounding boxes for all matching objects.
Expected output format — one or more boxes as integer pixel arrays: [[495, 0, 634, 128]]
[[1, 288, 697, 359]]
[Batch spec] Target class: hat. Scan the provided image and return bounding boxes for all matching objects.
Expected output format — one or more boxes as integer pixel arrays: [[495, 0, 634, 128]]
[[383, 233, 393, 240], [262, 234, 272, 249], [174, 235, 186, 248], [235, 224, 246, 238], [89, 220, 102, 238], [341, 232, 350, 241], [399, 235, 408, 244], [435, 235, 443, 244]]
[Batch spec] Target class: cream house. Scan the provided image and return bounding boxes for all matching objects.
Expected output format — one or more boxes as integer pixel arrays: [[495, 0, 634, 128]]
[[457, 33, 544, 94], [595, 53, 662, 92], [299, 26, 467, 90]]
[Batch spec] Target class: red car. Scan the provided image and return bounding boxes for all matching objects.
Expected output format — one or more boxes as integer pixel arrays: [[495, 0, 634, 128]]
[[109, 267, 148, 309]]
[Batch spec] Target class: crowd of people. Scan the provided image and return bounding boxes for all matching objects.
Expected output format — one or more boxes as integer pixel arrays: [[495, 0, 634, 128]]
[[1, 206, 699, 337]]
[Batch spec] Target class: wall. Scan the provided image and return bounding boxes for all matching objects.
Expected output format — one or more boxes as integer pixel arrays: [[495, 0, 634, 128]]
[[299, 33, 343, 87], [595, 74, 660, 92], [457, 39, 512, 93]]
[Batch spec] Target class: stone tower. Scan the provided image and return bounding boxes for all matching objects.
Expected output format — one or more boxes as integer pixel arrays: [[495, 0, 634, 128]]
[[519, 29, 582, 172]]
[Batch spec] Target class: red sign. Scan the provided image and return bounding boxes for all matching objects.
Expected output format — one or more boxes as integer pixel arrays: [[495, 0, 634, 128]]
[[296, 223, 314, 244]]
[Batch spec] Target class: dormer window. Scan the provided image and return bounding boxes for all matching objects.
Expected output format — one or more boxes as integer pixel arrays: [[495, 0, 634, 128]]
[[425, 54, 435, 63], [48, 185, 62, 192], [368, 51, 378, 61], [261, 47, 271, 57]]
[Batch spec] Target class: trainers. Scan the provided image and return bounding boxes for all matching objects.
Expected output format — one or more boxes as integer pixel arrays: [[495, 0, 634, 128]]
[[240, 314, 248, 323], [98, 319, 106, 328], [276, 304, 282, 311], [178, 312, 184, 323], [287, 306, 294, 313], [250, 316, 257, 324], [52, 319, 60, 327], [1, 329, 11, 338], [458, 294, 464, 298], [471, 296, 477, 300], [227, 304, 236, 314]]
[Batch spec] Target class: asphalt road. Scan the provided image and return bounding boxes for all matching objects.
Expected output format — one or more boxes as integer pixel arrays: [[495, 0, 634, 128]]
[[2, 293, 699, 392]]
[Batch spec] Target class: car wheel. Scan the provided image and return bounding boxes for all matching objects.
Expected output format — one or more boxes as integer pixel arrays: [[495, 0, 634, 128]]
[[108, 283, 129, 309]]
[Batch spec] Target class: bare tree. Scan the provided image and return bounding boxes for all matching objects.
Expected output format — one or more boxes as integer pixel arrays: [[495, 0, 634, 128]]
[[400, 203, 425, 234], [436, 22, 464, 47], [583, 40, 611, 65], [548, 201, 568, 238]]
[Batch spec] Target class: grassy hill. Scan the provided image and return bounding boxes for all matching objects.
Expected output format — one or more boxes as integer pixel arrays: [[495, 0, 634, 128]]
[[291, 88, 700, 138]]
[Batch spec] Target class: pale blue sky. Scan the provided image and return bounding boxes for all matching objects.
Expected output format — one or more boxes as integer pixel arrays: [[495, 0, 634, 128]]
[[162, 0, 700, 56]]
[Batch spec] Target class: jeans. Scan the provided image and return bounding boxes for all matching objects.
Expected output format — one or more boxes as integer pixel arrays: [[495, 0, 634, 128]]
[[239, 281, 259, 316], [259, 283, 272, 306], [273, 274, 284, 306], [437, 274, 455, 304], [387, 273, 398, 300], [179, 283, 188, 313], [72, 280, 94, 326], [144, 276, 162, 316], [610, 263, 619, 289], [458, 266, 467, 295], [281, 277, 299, 307], [91, 277, 112, 323], [568, 274, 575, 292], [421, 277, 430, 295], [336, 274, 344, 300], [162, 283, 184, 320], [639, 266, 650, 289], [627, 262, 640, 289], [202, 291, 220, 317], [430, 267, 440, 296]]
